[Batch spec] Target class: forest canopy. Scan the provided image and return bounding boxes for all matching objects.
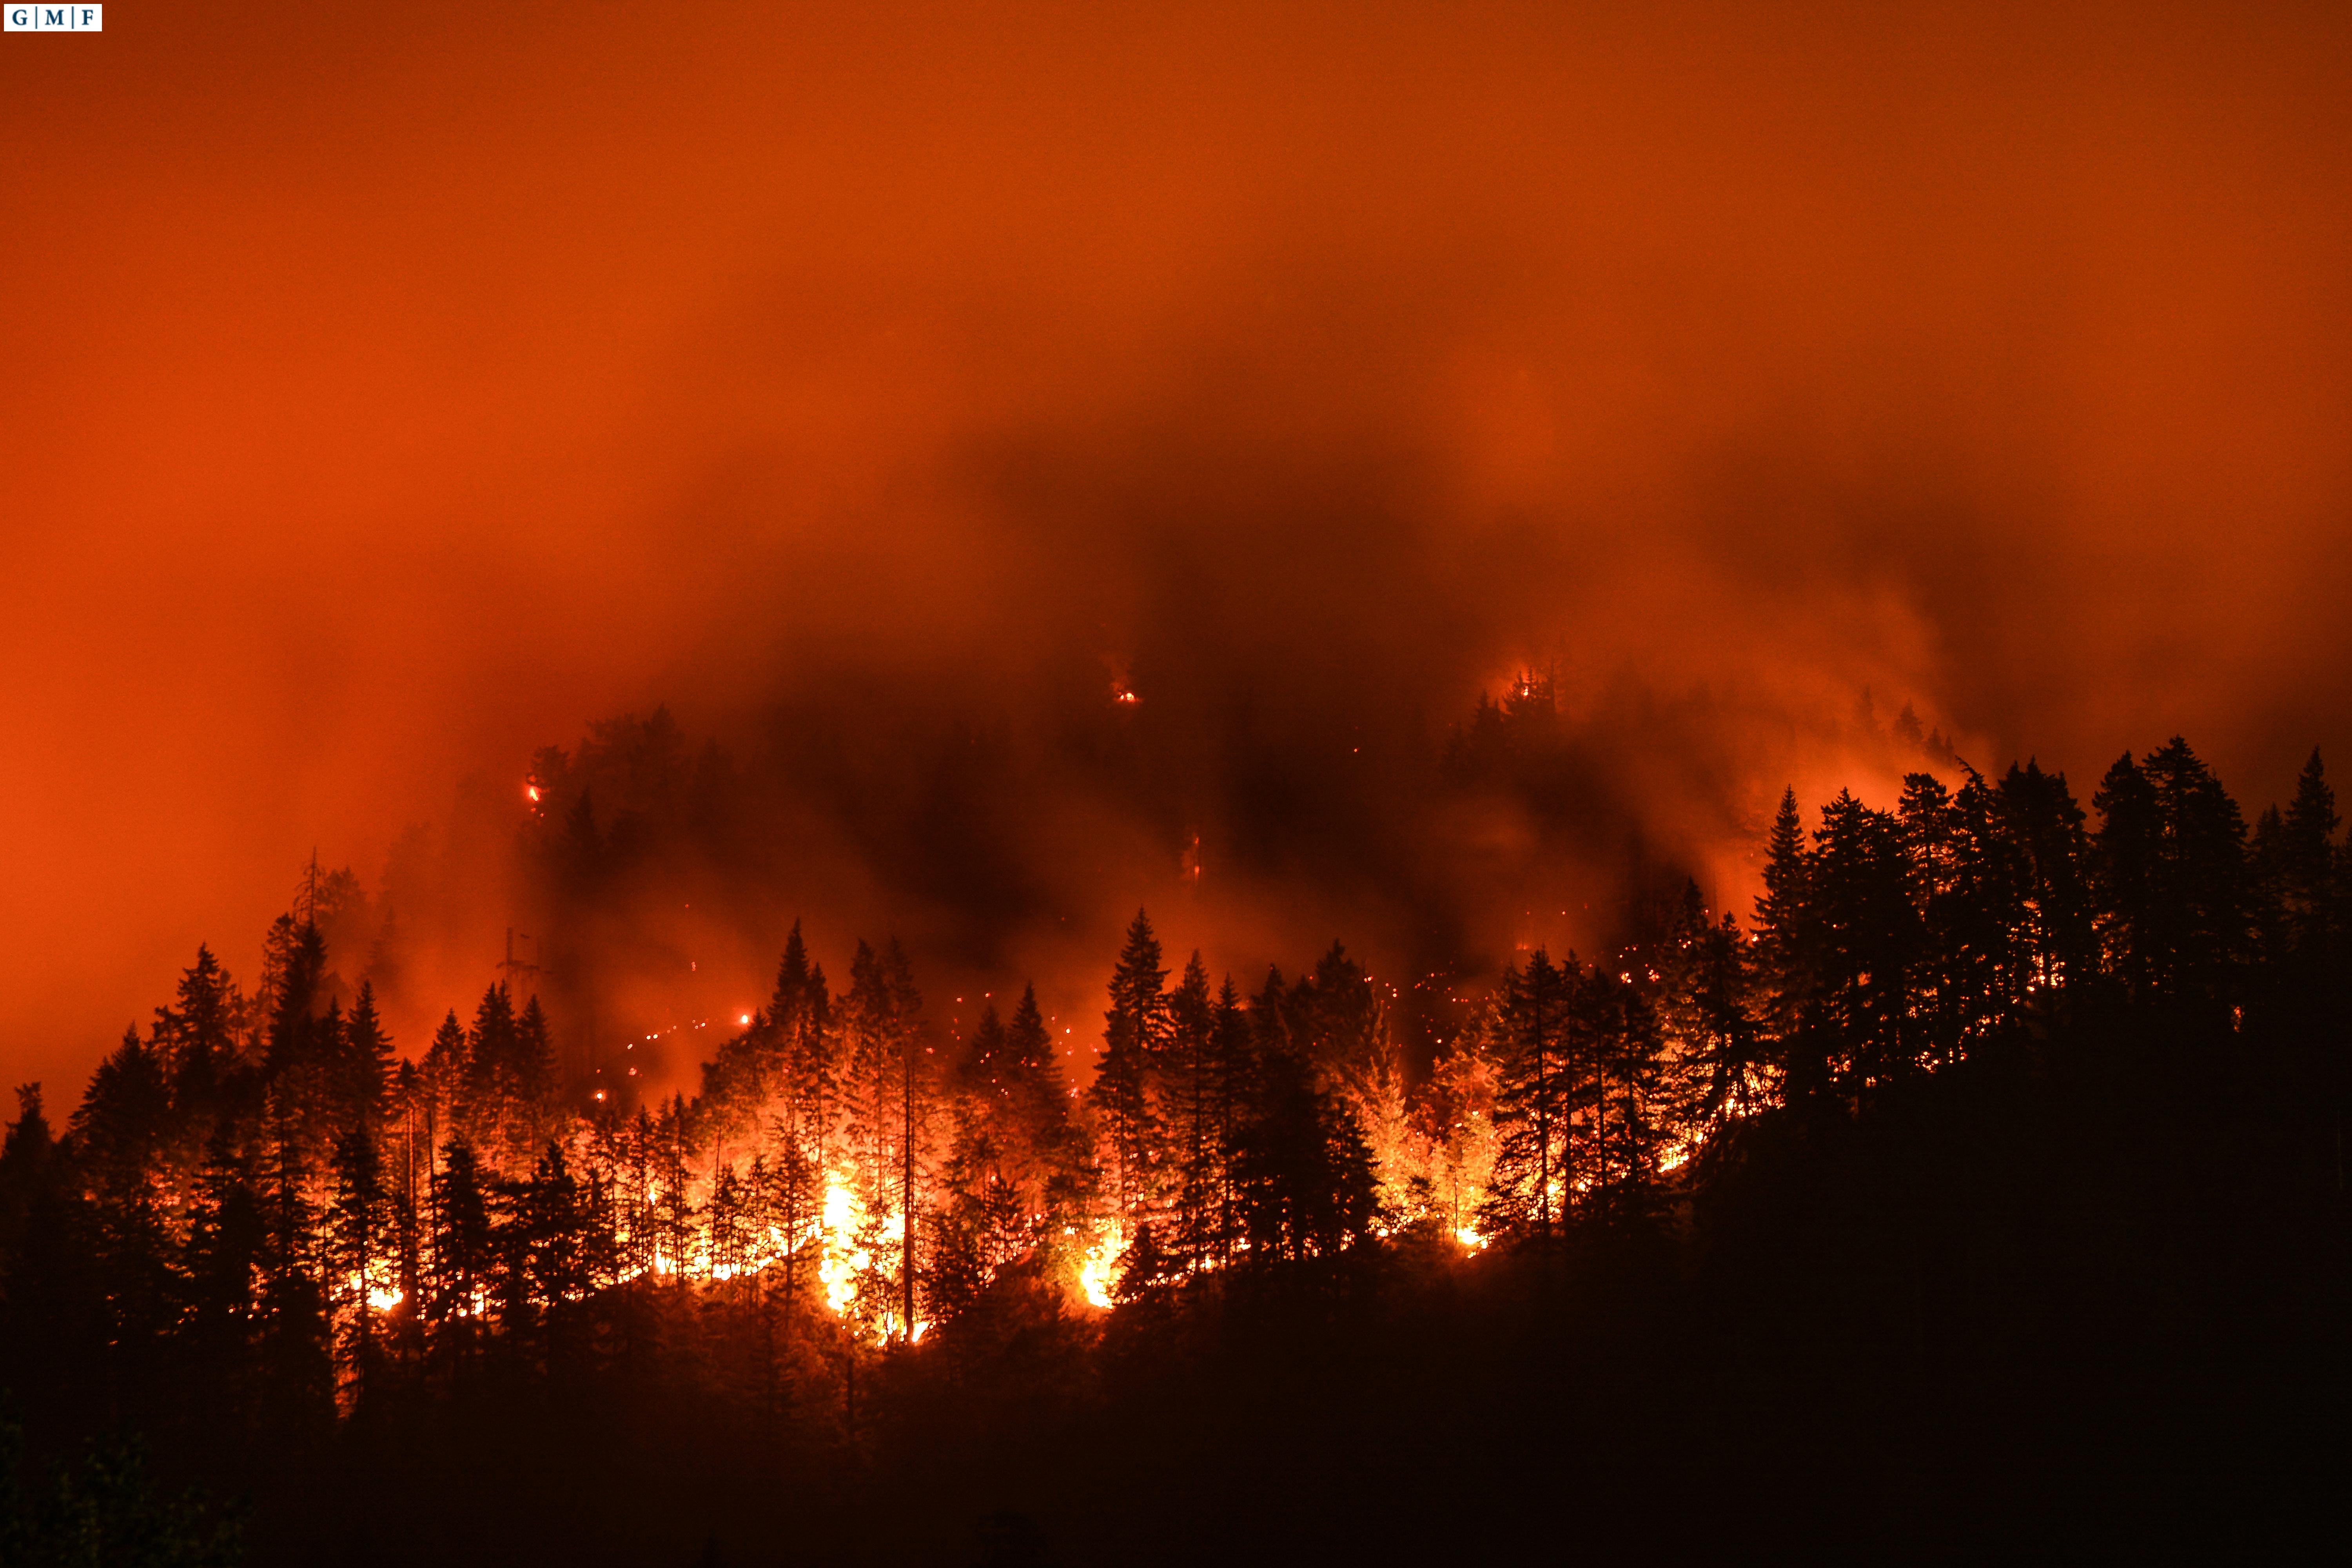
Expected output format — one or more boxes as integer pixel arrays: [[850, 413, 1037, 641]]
[[1, 727, 2344, 1563]]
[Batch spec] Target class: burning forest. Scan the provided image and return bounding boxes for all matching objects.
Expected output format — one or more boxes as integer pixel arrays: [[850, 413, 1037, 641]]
[[5, 2, 2351, 1564], [3, 723, 2346, 1562]]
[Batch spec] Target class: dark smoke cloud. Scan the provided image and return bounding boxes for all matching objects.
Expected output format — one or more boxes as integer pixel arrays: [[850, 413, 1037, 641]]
[[4, 0, 2350, 1096]]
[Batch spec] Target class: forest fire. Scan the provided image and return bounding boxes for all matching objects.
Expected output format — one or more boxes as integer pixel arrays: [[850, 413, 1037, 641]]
[[49, 731, 2315, 1376], [5, 4, 2348, 1562], [6, 695, 2346, 1568]]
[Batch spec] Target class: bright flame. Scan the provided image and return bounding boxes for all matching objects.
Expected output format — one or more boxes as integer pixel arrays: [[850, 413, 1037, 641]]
[[350, 1270, 405, 1313], [524, 782, 543, 803], [1078, 1229, 1120, 1309], [1454, 1226, 1488, 1252], [819, 1178, 866, 1317]]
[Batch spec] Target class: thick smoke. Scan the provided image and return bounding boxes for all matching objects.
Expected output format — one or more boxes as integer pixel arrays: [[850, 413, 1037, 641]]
[[4, 1, 2350, 1096]]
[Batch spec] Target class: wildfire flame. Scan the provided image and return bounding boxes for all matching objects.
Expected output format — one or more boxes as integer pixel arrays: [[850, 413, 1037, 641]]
[[819, 1178, 866, 1318], [1078, 1228, 1120, 1309]]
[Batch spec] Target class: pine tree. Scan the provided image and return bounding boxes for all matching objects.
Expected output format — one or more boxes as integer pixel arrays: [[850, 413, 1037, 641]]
[[1420, 1034, 1497, 1241], [2279, 748, 2338, 958], [1090, 912, 1169, 1232], [338, 981, 394, 1142], [1165, 954, 1217, 1270], [70, 1028, 179, 1359], [2144, 736, 2250, 1013], [1230, 1040, 1379, 1265], [254, 1078, 332, 1428], [1205, 978, 1257, 1265], [1806, 791, 1923, 1103], [778, 932, 841, 1190], [420, 1011, 466, 1158], [426, 1138, 494, 1383], [1658, 886, 1764, 1143], [152, 946, 242, 1142], [1004, 985, 1090, 1267], [325, 1127, 393, 1407], [1752, 787, 1813, 1054], [1586, 969, 1668, 1227], [521, 1141, 596, 1373], [883, 940, 927, 1339], [2093, 750, 2162, 1002], [1902, 768, 2034, 1067], [1478, 950, 1575, 1242], [180, 1127, 267, 1414], [510, 995, 559, 1160], [2098, 739, 2249, 1014], [1998, 760, 2097, 993], [0, 1085, 58, 1279]]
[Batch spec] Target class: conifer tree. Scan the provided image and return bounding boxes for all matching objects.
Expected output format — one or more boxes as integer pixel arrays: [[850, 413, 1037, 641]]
[[2098, 739, 2249, 1014], [460, 987, 517, 1159], [777, 931, 841, 1189], [1165, 954, 1217, 1270], [1478, 950, 1575, 1241], [325, 1127, 392, 1406], [1752, 787, 1813, 1051], [1998, 760, 2097, 993], [1230, 1039, 1379, 1264], [521, 1141, 597, 1372], [338, 981, 394, 1142], [254, 1079, 332, 1428], [1585, 969, 1668, 1226], [180, 1127, 266, 1410], [1804, 791, 1923, 1102], [2144, 736, 2250, 1013], [2093, 750, 2162, 1001], [70, 1028, 178, 1357], [1658, 885, 1764, 1142], [1205, 978, 1256, 1265], [420, 1011, 466, 1158], [2279, 748, 2338, 958], [1420, 1034, 1497, 1241], [510, 995, 559, 1160], [1091, 912, 1169, 1233], [426, 1138, 494, 1382], [1003, 985, 1090, 1264], [152, 946, 242, 1146]]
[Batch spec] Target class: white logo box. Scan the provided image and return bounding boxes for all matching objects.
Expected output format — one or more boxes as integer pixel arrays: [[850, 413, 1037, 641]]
[[6, 5, 103, 29]]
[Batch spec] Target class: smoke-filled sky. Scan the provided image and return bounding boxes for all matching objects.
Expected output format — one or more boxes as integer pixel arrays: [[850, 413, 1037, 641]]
[[4, 0, 2350, 1098]]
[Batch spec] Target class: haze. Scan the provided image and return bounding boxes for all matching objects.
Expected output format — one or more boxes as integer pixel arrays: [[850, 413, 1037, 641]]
[[4, 0, 2349, 1097]]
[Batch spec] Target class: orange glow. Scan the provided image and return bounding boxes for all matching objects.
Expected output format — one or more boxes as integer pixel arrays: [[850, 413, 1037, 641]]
[[5, 0, 2350, 1177], [1078, 1229, 1121, 1310]]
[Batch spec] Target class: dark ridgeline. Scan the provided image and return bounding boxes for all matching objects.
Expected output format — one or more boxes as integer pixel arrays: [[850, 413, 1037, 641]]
[[0, 735, 2345, 1566]]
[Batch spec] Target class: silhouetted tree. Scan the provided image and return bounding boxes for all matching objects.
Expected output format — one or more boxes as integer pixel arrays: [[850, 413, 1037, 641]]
[[1478, 950, 1575, 1242], [1091, 912, 1169, 1230]]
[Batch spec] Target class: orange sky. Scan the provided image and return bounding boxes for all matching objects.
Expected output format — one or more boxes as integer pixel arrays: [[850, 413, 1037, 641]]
[[4, 1, 2350, 1098]]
